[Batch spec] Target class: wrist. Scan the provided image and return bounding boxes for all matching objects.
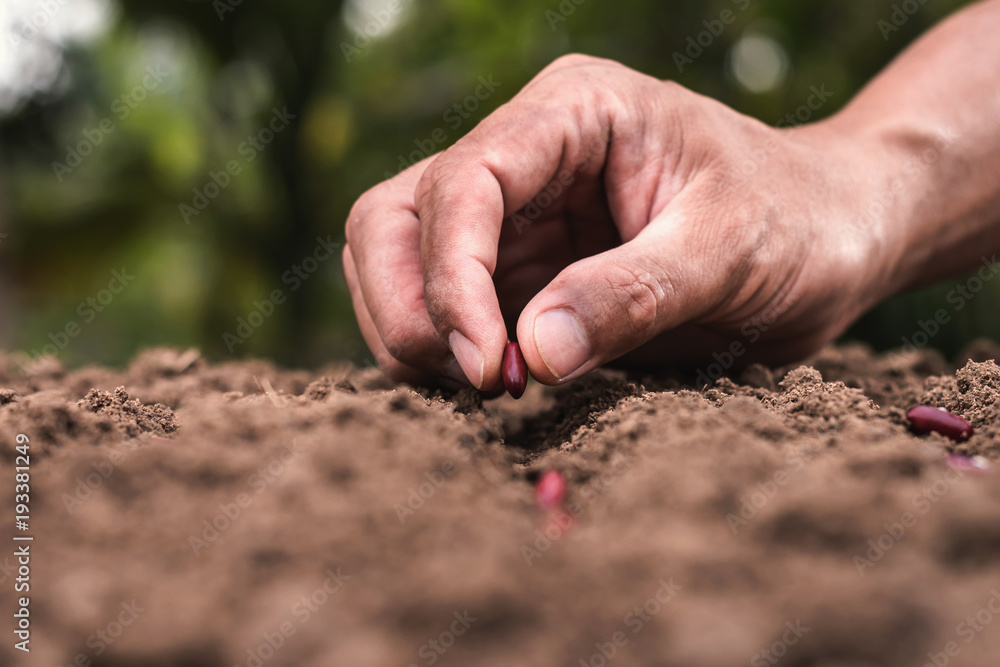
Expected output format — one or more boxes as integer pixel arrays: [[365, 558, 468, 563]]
[[777, 119, 907, 319], [821, 110, 966, 297]]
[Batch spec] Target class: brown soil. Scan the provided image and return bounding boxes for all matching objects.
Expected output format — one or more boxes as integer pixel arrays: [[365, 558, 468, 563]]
[[3, 342, 1000, 667]]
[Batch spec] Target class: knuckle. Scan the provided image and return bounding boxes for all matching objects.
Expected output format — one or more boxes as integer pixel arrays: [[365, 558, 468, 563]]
[[345, 184, 390, 244], [548, 53, 603, 71], [659, 79, 684, 95], [657, 79, 695, 105], [343, 211, 356, 248], [341, 244, 356, 279], [529, 55, 624, 100], [414, 153, 468, 217], [344, 202, 366, 248]]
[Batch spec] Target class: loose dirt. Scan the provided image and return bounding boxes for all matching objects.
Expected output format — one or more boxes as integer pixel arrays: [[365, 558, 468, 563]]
[[2, 342, 1000, 667]]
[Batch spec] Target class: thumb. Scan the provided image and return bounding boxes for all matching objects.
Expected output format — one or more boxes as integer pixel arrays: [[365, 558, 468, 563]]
[[517, 219, 724, 384]]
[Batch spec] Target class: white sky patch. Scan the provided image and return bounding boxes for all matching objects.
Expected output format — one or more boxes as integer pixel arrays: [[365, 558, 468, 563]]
[[0, 0, 114, 114]]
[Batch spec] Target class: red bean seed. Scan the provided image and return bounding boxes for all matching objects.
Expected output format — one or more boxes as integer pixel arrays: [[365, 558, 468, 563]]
[[906, 405, 973, 442], [502, 341, 528, 399], [536, 469, 566, 511], [946, 454, 991, 473]]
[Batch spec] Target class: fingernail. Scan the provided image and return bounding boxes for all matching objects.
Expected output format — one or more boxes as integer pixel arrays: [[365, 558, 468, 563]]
[[448, 331, 484, 389], [441, 356, 471, 386], [534, 308, 590, 380]]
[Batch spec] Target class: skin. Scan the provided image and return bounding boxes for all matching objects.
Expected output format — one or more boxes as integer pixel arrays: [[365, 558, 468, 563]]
[[343, 0, 1000, 391]]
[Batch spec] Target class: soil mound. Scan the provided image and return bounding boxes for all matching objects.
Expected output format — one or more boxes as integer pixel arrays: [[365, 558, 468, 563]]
[[1, 343, 999, 666]]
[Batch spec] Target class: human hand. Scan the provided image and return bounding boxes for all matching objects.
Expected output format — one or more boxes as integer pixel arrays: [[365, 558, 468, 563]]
[[343, 54, 895, 390]]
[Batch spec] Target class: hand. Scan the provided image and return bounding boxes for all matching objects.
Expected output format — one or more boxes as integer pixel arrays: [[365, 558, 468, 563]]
[[343, 54, 894, 390]]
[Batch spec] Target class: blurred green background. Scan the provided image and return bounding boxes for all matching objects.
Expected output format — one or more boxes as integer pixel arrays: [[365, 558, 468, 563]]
[[0, 0, 994, 370]]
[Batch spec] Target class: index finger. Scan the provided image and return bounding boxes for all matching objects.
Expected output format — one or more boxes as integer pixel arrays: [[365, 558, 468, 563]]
[[415, 58, 615, 389]]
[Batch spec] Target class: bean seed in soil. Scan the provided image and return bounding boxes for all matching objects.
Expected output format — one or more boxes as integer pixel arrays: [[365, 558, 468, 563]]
[[536, 470, 567, 511], [906, 405, 973, 442]]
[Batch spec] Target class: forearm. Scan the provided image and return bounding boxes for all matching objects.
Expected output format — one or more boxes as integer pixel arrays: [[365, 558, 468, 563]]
[[825, 0, 1000, 295]]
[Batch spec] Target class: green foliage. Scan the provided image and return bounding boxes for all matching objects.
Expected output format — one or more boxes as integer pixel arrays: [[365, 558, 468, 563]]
[[0, 0, 989, 368]]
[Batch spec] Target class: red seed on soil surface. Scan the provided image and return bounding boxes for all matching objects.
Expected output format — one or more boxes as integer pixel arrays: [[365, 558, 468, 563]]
[[906, 405, 973, 442], [536, 469, 566, 511], [502, 341, 528, 399]]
